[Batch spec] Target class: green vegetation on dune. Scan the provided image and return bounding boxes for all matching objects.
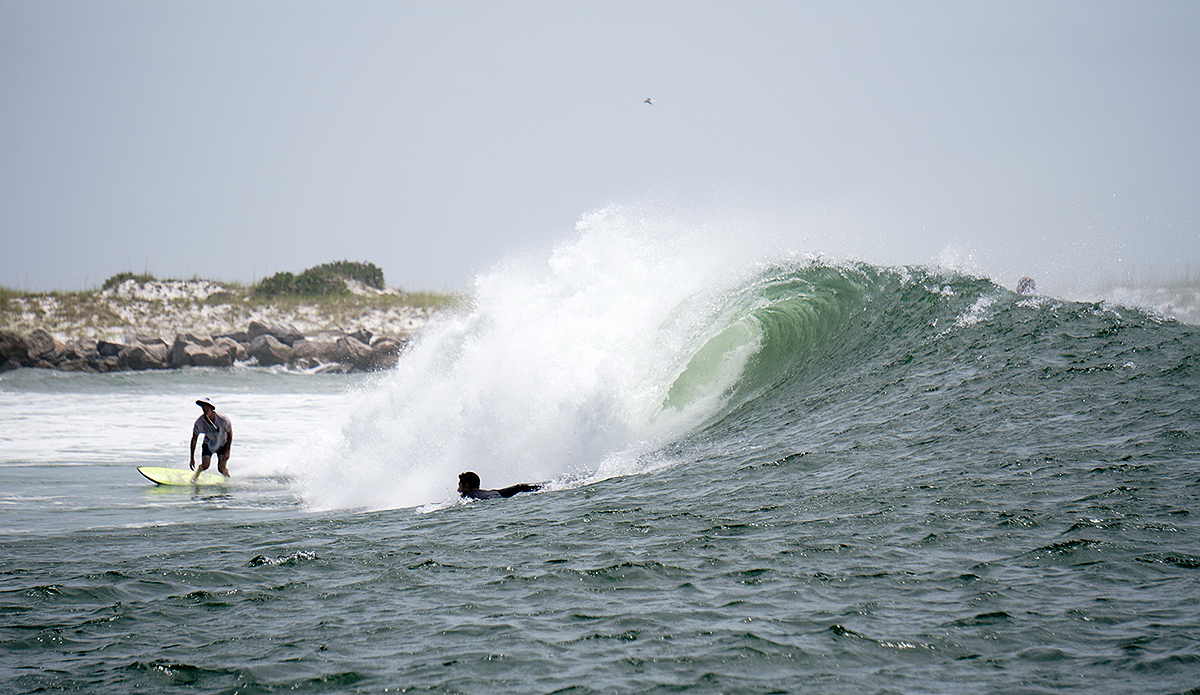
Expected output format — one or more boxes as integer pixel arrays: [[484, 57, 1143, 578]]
[[255, 260, 387, 297], [101, 272, 157, 290], [316, 260, 386, 289]]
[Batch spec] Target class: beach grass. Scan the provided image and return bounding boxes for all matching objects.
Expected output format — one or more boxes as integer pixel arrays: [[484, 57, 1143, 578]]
[[0, 274, 458, 340]]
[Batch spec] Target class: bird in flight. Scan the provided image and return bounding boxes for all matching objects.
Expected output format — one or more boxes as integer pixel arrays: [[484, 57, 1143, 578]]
[[644, 98, 654, 105]]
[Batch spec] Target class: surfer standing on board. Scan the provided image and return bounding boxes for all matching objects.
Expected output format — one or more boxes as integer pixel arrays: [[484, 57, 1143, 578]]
[[190, 398, 233, 481], [457, 471, 541, 500]]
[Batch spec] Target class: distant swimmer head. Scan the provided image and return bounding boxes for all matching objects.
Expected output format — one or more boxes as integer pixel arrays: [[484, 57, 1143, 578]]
[[1016, 277, 1037, 295], [195, 397, 216, 411]]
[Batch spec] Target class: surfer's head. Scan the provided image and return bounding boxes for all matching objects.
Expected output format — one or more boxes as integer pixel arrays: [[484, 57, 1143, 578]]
[[458, 471, 481, 495], [196, 397, 216, 412]]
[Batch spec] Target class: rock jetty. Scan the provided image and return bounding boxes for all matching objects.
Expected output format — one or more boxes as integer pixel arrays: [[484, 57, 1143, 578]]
[[0, 321, 408, 374]]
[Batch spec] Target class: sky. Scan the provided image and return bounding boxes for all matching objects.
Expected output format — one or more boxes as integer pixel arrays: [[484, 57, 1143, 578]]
[[2, 1, 1198, 295]]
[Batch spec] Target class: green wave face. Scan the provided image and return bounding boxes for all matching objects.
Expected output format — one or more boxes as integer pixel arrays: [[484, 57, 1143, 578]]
[[652, 259, 1018, 430]]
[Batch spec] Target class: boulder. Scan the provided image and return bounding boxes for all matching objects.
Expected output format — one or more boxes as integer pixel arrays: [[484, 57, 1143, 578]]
[[83, 350, 113, 372], [334, 335, 375, 371], [175, 332, 213, 347], [247, 334, 293, 367], [293, 356, 320, 370], [124, 332, 166, 347], [27, 328, 61, 363], [0, 330, 30, 367], [62, 338, 99, 361], [248, 320, 303, 347], [292, 335, 338, 364], [278, 324, 304, 346], [187, 346, 233, 367], [169, 333, 213, 368], [218, 336, 246, 362], [96, 340, 125, 357], [170, 335, 238, 368], [367, 337, 404, 371], [119, 342, 170, 370]]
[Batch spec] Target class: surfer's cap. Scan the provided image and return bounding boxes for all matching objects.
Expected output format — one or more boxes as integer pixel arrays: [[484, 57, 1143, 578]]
[[196, 398, 216, 410]]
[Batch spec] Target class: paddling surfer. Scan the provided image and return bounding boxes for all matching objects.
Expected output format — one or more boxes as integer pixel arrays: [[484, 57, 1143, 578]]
[[457, 471, 541, 500], [190, 398, 233, 481]]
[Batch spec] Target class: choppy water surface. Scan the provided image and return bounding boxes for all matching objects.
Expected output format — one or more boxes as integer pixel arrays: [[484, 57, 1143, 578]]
[[3, 248, 1199, 693]]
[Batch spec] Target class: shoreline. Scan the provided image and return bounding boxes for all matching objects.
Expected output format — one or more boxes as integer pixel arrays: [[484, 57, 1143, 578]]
[[0, 279, 447, 374]]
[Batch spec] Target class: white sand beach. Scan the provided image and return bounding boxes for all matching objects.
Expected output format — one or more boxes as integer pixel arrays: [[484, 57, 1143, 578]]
[[3, 279, 438, 343]]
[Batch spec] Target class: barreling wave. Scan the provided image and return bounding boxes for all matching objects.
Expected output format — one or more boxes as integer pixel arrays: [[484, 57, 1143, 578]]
[[294, 208, 1174, 512], [656, 259, 1014, 429]]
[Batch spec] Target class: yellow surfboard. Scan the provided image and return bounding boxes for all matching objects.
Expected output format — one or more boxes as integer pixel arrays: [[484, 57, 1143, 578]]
[[138, 466, 228, 486]]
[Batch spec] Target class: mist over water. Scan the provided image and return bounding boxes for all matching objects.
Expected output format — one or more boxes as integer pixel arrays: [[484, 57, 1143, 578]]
[[295, 209, 770, 510]]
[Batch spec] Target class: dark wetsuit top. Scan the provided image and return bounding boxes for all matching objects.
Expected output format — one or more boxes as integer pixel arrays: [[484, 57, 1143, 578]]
[[462, 484, 542, 500]]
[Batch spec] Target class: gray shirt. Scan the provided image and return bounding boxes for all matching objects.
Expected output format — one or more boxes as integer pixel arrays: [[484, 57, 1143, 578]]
[[193, 412, 233, 451]]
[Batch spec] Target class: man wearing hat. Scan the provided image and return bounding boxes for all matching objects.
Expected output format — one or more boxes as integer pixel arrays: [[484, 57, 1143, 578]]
[[190, 397, 233, 481]]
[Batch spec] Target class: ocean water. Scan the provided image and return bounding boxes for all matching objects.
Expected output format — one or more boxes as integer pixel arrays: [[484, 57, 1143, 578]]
[[3, 220, 1200, 694]]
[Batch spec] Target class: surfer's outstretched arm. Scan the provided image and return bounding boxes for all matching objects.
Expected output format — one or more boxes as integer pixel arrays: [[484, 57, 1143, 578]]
[[459, 471, 543, 499], [497, 483, 543, 498]]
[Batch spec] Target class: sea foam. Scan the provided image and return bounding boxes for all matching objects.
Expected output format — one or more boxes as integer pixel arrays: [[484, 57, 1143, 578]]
[[294, 209, 764, 510]]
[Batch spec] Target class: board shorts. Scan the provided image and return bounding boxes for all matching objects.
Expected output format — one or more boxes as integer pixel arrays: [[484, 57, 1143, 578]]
[[201, 442, 231, 458]]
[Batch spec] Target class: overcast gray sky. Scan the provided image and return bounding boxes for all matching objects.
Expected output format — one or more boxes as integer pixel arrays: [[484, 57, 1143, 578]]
[[2, 1, 1197, 294]]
